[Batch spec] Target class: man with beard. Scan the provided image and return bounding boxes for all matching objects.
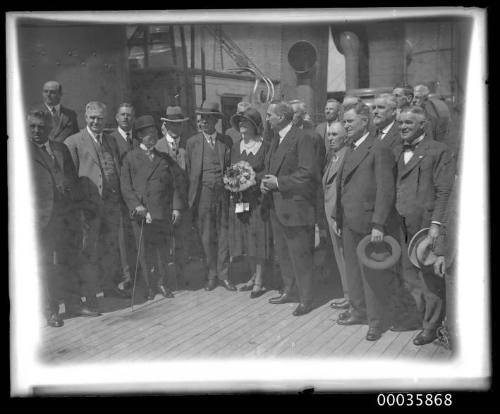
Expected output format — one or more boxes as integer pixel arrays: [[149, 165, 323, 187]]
[[185, 102, 236, 292], [394, 106, 454, 345], [29, 109, 100, 326], [372, 94, 400, 149], [332, 102, 399, 341]]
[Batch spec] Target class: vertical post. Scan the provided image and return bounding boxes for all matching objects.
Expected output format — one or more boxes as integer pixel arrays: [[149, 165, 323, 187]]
[[190, 25, 195, 70], [180, 25, 191, 114], [169, 25, 177, 66], [339, 31, 360, 90]]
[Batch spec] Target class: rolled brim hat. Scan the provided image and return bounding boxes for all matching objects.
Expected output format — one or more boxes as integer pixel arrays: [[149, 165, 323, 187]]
[[160, 106, 189, 123], [230, 107, 263, 134], [195, 101, 223, 118], [356, 235, 401, 270], [134, 115, 156, 131]]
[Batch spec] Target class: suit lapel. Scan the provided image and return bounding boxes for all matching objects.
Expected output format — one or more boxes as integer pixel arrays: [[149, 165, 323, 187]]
[[342, 134, 374, 182], [145, 149, 163, 181], [49, 141, 64, 170], [58, 108, 70, 132], [324, 146, 347, 186], [192, 134, 203, 178], [83, 129, 101, 167], [400, 138, 430, 178], [270, 126, 297, 175], [215, 133, 226, 169]]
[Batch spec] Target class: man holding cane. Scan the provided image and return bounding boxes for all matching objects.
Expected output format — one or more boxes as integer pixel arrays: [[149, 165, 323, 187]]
[[120, 115, 186, 300]]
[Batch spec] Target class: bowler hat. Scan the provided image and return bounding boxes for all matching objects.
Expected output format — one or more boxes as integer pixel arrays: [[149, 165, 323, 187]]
[[230, 107, 263, 134], [134, 115, 156, 131], [356, 235, 401, 270], [195, 101, 223, 118], [161, 106, 189, 123]]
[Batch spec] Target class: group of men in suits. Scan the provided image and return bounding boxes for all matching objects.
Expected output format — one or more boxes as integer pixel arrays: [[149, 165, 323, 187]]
[[29, 78, 456, 348]]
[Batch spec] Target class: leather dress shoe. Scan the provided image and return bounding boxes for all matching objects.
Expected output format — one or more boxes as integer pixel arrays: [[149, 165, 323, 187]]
[[292, 304, 312, 316], [158, 285, 174, 298], [146, 288, 156, 301], [104, 286, 131, 299], [250, 288, 267, 299], [73, 305, 101, 317], [221, 280, 237, 291], [413, 329, 437, 346], [337, 315, 368, 325], [366, 327, 383, 341], [205, 279, 218, 291], [269, 293, 295, 304], [47, 312, 64, 328]]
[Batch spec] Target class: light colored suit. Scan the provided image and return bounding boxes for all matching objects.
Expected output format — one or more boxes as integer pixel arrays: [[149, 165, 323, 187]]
[[323, 146, 348, 299]]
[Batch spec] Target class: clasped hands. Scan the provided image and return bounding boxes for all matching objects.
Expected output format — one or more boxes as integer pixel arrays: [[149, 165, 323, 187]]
[[260, 174, 279, 194]]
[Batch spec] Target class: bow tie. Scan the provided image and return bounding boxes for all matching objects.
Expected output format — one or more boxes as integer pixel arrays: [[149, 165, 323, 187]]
[[402, 143, 417, 152]]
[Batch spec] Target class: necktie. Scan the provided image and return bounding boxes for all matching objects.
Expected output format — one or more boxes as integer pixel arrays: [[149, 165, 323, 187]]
[[126, 132, 132, 148], [51, 107, 60, 126], [96, 134, 103, 146], [376, 129, 383, 140]]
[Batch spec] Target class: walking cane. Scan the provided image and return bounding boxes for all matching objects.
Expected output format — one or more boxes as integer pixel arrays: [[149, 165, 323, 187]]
[[130, 217, 145, 312]]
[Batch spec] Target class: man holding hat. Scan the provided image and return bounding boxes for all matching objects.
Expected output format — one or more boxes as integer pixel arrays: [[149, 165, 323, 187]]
[[121, 115, 186, 300], [395, 106, 455, 345], [333, 102, 400, 341], [185, 102, 235, 292], [156, 106, 190, 287]]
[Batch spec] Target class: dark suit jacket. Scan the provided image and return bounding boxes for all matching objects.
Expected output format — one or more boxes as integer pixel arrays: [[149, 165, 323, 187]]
[[109, 128, 138, 164], [263, 125, 317, 227], [335, 133, 398, 235], [423, 99, 450, 143], [185, 132, 232, 208], [64, 128, 121, 209], [120, 148, 185, 221], [36, 104, 79, 143], [394, 136, 454, 235], [375, 121, 401, 150], [31, 140, 81, 229]]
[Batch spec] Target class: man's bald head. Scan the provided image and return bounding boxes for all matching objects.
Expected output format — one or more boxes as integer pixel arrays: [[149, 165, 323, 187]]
[[42, 80, 63, 107]]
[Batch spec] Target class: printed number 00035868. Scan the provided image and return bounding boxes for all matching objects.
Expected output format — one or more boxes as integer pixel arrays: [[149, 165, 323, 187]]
[[377, 393, 452, 407]]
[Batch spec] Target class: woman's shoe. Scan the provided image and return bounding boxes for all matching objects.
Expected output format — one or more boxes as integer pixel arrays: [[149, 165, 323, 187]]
[[250, 285, 267, 299]]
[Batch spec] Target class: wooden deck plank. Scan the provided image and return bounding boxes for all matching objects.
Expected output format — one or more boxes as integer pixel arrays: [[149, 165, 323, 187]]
[[311, 325, 364, 357], [125, 289, 249, 360], [181, 292, 295, 358], [159, 291, 275, 358], [331, 326, 369, 357], [431, 344, 453, 361], [414, 341, 441, 360], [380, 331, 414, 358]]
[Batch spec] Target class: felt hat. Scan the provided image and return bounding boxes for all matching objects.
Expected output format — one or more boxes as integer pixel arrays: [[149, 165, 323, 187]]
[[160, 106, 189, 123], [356, 235, 401, 270], [195, 101, 223, 118], [230, 107, 263, 134], [134, 115, 156, 131], [409, 227, 455, 275]]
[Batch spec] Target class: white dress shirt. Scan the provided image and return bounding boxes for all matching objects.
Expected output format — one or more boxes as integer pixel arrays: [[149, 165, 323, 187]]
[[352, 132, 370, 150], [117, 126, 132, 143], [202, 132, 217, 146], [403, 134, 425, 164], [87, 126, 102, 145], [45, 103, 61, 116], [379, 120, 395, 141], [278, 122, 293, 144]]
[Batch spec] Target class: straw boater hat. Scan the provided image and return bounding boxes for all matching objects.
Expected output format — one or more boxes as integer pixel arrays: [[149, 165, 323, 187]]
[[230, 107, 263, 134], [408, 227, 455, 275], [356, 235, 401, 270], [195, 101, 223, 118], [160, 106, 189, 123], [134, 115, 156, 131]]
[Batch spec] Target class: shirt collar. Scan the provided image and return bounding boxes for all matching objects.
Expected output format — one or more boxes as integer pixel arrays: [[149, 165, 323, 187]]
[[278, 122, 293, 139], [45, 103, 61, 114], [117, 126, 132, 140], [381, 120, 395, 135], [139, 143, 154, 152], [353, 131, 370, 148], [87, 126, 102, 143], [165, 132, 179, 144], [408, 133, 426, 147], [202, 131, 217, 142]]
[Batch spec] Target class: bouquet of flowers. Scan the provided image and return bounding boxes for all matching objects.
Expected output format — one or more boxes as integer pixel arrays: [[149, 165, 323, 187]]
[[223, 160, 256, 193]]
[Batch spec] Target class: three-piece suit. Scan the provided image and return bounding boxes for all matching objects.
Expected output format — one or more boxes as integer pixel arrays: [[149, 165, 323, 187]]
[[64, 128, 124, 299], [185, 132, 232, 281], [394, 136, 455, 330]]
